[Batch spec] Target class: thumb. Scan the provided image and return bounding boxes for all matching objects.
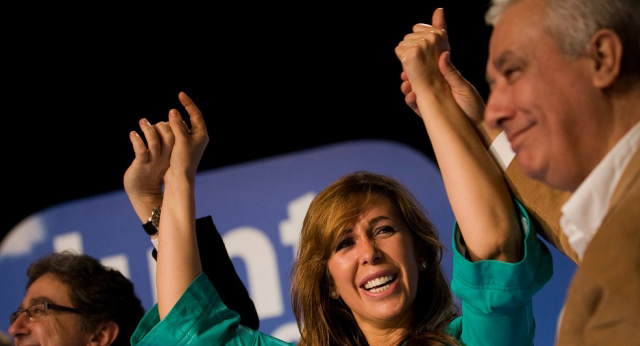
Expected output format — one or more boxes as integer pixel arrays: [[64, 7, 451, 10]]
[[432, 8, 447, 31], [439, 51, 486, 122], [439, 52, 466, 92]]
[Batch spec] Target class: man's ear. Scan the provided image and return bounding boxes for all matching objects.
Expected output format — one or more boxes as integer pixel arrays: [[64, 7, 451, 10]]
[[588, 28, 623, 89], [88, 321, 119, 346]]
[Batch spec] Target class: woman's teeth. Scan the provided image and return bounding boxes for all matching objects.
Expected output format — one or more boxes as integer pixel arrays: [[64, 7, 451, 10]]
[[363, 275, 396, 292]]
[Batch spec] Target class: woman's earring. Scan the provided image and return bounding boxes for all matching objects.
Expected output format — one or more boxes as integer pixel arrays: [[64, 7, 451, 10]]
[[419, 260, 427, 271], [330, 290, 339, 299]]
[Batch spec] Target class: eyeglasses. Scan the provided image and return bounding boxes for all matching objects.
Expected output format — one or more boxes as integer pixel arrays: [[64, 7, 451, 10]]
[[9, 302, 81, 324]]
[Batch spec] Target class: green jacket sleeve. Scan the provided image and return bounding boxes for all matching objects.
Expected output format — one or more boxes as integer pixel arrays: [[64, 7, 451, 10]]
[[130, 273, 294, 346], [446, 200, 553, 346]]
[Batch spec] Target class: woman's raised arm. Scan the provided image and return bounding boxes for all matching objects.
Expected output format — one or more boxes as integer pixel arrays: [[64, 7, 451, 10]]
[[156, 92, 209, 318], [395, 9, 522, 262]]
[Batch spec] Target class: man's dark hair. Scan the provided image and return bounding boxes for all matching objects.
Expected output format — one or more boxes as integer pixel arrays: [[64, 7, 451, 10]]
[[27, 251, 144, 346]]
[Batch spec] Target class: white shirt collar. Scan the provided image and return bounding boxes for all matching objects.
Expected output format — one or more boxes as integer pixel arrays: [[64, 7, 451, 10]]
[[560, 122, 640, 261]]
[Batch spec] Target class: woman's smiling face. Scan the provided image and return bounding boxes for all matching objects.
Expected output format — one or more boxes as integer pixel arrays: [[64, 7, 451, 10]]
[[327, 194, 421, 330]]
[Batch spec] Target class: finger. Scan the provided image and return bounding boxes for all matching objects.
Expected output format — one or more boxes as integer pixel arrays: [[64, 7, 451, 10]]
[[129, 131, 149, 164], [403, 27, 446, 47], [405, 91, 421, 117], [401, 71, 410, 82], [400, 80, 413, 96], [438, 52, 466, 91], [432, 8, 447, 31], [168, 109, 191, 143], [178, 92, 208, 137], [438, 51, 485, 122], [154, 122, 175, 157], [412, 23, 433, 33], [139, 118, 162, 157]]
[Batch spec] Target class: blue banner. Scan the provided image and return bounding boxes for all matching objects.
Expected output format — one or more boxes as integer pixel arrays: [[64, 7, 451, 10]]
[[0, 140, 576, 345]]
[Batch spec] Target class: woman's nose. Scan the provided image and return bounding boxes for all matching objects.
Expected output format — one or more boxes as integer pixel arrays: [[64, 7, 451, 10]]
[[359, 240, 382, 265]]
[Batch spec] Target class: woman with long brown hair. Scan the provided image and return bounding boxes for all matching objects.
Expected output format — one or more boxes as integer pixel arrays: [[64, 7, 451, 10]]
[[290, 172, 459, 345], [129, 9, 551, 346]]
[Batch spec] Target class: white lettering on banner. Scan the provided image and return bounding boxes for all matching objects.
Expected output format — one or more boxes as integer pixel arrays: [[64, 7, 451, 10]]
[[279, 192, 315, 259], [53, 231, 83, 253], [0, 215, 46, 258], [51, 232, 131, 281], [101, 254, 131, 279], [147, 247, 158, 304], [224, 226, 284, 319], [271, 321, 301, 343], [40, 193, 315, 334]]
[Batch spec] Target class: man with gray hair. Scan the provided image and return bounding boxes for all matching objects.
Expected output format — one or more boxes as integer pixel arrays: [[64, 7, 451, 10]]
[[400, 0, 639, 343], [482, 0, 640, 343]]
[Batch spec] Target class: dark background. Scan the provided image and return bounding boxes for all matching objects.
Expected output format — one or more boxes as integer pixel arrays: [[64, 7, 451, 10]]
[[2, 2, 493, 243]]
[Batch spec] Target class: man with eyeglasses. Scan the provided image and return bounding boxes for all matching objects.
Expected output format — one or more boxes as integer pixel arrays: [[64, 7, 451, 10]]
[[8, 251, 144, 346]]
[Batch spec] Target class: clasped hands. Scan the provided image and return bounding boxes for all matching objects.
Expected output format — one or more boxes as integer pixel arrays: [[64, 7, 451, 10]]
[[395, 8, 485, 124], [123, 92, 209, 224]]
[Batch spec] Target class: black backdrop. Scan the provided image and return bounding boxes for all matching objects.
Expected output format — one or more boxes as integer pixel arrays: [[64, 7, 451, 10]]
[[2, 2, 493, 243]]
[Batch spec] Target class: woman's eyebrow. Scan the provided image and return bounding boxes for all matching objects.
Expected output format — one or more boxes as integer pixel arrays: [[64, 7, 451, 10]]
[[369, 216, 391, 226], [335, 228, 353, 239]]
